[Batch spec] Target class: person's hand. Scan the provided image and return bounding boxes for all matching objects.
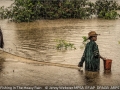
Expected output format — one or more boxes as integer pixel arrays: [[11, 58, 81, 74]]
[[79, 67, 83, 72], [100, 55, 106, 60], [102, 58, 106, 60]]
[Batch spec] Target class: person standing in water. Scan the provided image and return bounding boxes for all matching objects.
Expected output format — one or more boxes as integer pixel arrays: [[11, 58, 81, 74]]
[[0, 28, 4, 48], [78, 31, 105, 72]]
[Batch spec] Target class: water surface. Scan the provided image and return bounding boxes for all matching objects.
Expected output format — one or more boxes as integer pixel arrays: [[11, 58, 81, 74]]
[[0, 0, 120, 86]]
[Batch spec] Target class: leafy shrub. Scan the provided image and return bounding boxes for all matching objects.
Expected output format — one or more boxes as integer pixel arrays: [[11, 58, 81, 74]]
[[0, 0, 95, 22], [0, 0, 120, 22], [95, 0, 119, 19], [56, 39, 76, 50]]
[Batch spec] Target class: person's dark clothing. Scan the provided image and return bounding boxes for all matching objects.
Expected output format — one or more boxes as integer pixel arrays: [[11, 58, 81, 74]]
[[0, 29, 4, 48], [78, 40, 100, 71]]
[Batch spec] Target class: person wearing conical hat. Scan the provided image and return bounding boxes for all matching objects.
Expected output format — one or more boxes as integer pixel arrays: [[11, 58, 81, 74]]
[[78, 31, 105, 72]]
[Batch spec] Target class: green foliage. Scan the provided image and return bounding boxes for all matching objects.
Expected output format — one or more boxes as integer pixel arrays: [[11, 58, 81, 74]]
[[0, 0, 42, 22], [105, 10, 118, 19], [82, 36, 88, 46], [0, 6, 5, 19], [118, 6, 120, 10], [0, 0, 120, 22], [0, 0, 95, 22], [82, 36, 88, 42], [119, 41, 120, 44], [98, 10, 118, 19], [56, 39, 76, 51], [80, 36, 88, 49], [95, 0, 119, 19]]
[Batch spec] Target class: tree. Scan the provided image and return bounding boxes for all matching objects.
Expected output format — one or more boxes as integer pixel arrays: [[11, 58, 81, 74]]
[[0, 0, 119, 22], [95, 0, 119, 19]]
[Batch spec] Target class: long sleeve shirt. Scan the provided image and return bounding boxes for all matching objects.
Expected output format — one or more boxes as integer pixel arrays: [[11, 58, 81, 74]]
[[79, 40, 100, 71]]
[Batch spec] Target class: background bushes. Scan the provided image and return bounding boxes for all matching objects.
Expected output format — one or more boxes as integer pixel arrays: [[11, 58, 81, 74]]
[[0, 0, 120, 22], [95, 0, 119, 19]]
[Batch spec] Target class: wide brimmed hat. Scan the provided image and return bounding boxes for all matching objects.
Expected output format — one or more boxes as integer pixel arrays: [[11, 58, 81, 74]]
[[88, 31, 100, 39]]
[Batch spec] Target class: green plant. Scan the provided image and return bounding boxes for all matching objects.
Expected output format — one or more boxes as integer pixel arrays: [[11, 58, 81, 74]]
[[82, 36, 88, 45], [55, 39, 76, 50], [80, 36, 88, 49], [1, 0, 120, 22], [95, 0, 119, 19], [105, 10, 118, 19], [0, 0, 42, 22], [0, 0, 96, 22]]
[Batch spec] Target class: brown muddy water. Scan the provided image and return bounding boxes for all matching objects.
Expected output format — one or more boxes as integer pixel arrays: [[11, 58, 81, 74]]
[[0, 0, 120, 87]]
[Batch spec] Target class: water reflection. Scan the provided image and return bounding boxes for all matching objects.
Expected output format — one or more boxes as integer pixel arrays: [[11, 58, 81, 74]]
[[12, 21, 83, 62], [0, 56, 5, 73], [104, 70, 112, 74], [84, 71, 100, 86], [15, 28, 56, 61]]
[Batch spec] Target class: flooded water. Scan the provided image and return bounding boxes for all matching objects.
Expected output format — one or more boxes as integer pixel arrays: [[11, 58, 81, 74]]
[[1, 19, 120, 65], [0, 0, 120, 87]]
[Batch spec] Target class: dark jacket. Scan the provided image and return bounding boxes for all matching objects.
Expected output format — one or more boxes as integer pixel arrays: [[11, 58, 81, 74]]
[[0, 29, 4, 48], [79, 40, 100, 71]]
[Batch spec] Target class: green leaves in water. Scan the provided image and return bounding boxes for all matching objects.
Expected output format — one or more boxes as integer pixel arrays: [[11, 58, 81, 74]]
[[56, 36, 88, 51], [80, 36, 88, 49], [56, 39, 76, 51], [82, 36, 88, 43], [56, 39, 120, 51], [119, 41, 120, 44]]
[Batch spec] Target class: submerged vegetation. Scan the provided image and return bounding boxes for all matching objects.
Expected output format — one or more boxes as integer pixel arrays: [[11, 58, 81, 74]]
[[82, 36, 88, 45], [56, 39, 76, 51], [80, 36, 88, 49], [0, 0, 120, 22]]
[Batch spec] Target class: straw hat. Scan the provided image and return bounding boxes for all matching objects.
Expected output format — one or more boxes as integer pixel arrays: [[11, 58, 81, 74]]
[[88, 31, 100, 39]]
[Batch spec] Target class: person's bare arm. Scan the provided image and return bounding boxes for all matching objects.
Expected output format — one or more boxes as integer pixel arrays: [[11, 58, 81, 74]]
[[99, 55, 106, 60]]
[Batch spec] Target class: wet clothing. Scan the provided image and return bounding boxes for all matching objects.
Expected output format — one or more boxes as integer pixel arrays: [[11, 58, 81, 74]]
[[78, 40, 100, 71]]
